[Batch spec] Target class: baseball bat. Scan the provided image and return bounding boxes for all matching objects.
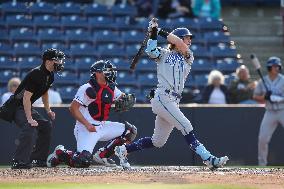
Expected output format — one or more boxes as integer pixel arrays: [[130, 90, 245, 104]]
[[129, 18, 158, 72], [250, 54, 269, 91]]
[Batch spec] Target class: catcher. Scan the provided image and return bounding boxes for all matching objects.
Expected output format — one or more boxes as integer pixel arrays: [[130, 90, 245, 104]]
[[46, 60, 137, 168]]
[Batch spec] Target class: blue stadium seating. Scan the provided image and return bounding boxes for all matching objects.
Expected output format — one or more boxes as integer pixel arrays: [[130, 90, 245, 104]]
[[97, 44, 126, 58], [54, 72, 78, 86], [88, 16, 115, 30], [29, 2, 56, 15], [75, 57, 96, 72], [184, 74, 195, 87], [14, 42, 41, 57], [112, 59, 130, 71], [41, 42, 67, 52], [0, 70, 18, 86], [110, 4, 137, 17], [38, 28, 65, 43], [56, 86, 77, 103], [61, 15, 88, 30], [1, 2, 27, 15], [193, 74, 208, 88], [122, 30, 145, 44], [137, 73, 157, 88], [216, 58, 240, 73], [0, 42, 12, 56], [210, 46, 237, 59], [191, 59, 214, 73], [66, 29, 93, 44], [170, 18, 200, 32], [0, 56, 18, 71], [10, 27, 36, 43], [94, 30, 121, 44], [83, 3, 110, 17], [116, 72, 137, 87], [56, 2, 82, 15], [70, 43, 97, 58], [125, 44, 141, 57], [78, 73, 90, 85], [204, 31, 230, 45], [6, 15, 33, 29], [135, 58, 156, 73], [63, 61, 77, 73], [199, 17, 223, 32], [18, 57, 41, 71], [190, 45, 211, 59], [33, 15, 61, 30]]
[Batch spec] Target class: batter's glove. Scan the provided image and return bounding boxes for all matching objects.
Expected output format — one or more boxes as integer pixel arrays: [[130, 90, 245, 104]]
[[114, 94, 136, 112], [264, 91, 272, 101], [148, 18, 158, 32]]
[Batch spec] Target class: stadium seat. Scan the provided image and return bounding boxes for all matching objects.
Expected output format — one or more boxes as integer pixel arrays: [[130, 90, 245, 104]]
[[204, 31, 230, 45], [125, 44, 141, 57], [137, 73, 157, 88], [13, 42, 41, 57], [70, 43, 97, 58], [83, 3, 110, 17], [33, 15, 61, 30], [199, 17, 223, 32], [41, 42, 67, 52], [193, 74, 208, 88], [0, 42, 13, 56], [61, 15, 88, 30], [116, 72, 137, 87], [112, 59, 130, 71], [216, 58, 240, 73], [38, 28, 65, 43], [0, 29, 9, 43], [184, 74, 195, 87], [29, 2, 56, 15], [110, 4, 137, 17], [56, 86, 77, 103], [1, 2, 27, 15], [94, 30, 121, 44], [88, 16, 115, 30], [122, 30, 145, 44], [6, 15, 33, 29], [75, 57, 96, 73], [170, 17, 200, 32], [63, 61, 77, 73], [66, 29, 93, 44], [54, 72, 78, 86], [191, 59, 214, 73], [0, 70, 19, 86], [0, 56, 18, 71], [97, 44, 126, 58], [78, 73, 90, 85], [10, 28, 36, 43], [190, 45, 211, 59], [210, 46, 237, 59], [18, 57, 42, 71], [135, 58, 156, 73], [56, 2, 82, 16]]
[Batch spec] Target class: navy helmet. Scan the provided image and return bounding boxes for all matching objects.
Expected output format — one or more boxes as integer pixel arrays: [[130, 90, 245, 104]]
[[267, 56, 282, 71], [42, 48, 65, 72], [171, 28, 193, 39], [90, 60, 117, 83]]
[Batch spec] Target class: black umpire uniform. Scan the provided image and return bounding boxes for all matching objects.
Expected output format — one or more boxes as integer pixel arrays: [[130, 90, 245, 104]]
[[0, 48, 65, 169]]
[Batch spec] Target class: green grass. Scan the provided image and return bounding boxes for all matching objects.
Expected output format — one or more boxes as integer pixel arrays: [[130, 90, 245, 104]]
[[0, 183, 257, 189]]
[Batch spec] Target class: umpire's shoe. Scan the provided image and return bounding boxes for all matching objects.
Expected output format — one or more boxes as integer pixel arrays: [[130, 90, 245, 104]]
[[93, 151, 117, 167], [114, 145, 131, 169], [203, 155, 229, 170], [31, 159, 47, 167], [11, 159, 32, 169]]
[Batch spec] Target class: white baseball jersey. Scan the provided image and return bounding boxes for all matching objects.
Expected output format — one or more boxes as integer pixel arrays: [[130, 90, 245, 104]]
[[74, 82, 123, 126]]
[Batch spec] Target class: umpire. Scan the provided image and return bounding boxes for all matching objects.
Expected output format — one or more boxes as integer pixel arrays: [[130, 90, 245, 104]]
[[0, 48, 65, 169]]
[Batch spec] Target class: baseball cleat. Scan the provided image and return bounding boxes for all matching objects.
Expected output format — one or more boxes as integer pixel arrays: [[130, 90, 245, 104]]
[[93, 152, 117, 167], [203, 155, 229, 170], [114, 145, 131, 169], [46, 145, 65, 167]]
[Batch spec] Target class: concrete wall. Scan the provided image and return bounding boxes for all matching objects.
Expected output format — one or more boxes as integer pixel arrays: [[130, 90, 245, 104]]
[[0, 105, 283, 166]]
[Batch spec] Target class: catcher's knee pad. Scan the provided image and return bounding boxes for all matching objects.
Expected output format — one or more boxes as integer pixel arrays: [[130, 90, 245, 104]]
[[123, 121, 137, 142], [71, 150, 92, 168]]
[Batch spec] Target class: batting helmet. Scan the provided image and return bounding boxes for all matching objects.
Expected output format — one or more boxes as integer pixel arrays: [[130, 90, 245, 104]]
[[267, 56, 282, 71], [90, 60, 117, 84], [171, 28, 193, 39]]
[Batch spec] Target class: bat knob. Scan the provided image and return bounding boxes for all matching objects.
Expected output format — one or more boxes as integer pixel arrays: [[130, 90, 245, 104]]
[[250, 54, 255, 59]]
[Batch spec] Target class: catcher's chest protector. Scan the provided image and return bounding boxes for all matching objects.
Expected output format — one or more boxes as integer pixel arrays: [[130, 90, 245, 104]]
[[88, 80, 115, 121]]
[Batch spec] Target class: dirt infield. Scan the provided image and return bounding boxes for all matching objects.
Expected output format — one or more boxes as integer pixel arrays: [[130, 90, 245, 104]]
[[0, 166, 283, 189]]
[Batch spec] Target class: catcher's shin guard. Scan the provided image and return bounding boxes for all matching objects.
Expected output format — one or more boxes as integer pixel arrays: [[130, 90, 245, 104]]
[[70, 150, 92, 168]]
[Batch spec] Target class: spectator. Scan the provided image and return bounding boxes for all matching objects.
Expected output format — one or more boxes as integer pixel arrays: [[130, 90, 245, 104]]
[[201, 70, 230, 104], [33, 88, 62, 105], [1, 77, 21, 106], [157, 0, 194, 19], [228, 65, 257, 104], [192, 0, 221, 19]]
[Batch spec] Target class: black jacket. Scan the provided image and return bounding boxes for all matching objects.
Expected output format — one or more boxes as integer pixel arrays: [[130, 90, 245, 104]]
[[201, 84, 231, 104]]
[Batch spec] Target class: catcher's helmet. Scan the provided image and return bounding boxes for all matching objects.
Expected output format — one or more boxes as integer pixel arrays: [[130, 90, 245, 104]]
[[267, 56, 282, 71], [171, 28, 193, 39], [42, 48, 65, 72], [90, 60, 117, 83]]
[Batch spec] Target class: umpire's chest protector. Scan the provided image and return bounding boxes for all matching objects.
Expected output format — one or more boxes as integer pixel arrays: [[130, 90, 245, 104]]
[[87, 80, 115, 121]]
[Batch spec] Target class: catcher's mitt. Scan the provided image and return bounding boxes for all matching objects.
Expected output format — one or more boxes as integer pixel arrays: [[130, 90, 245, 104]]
[[114, 94, 136, 112]]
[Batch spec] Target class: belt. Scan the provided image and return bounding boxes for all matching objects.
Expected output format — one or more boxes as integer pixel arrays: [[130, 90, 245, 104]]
[[165, 89, 182, 99]]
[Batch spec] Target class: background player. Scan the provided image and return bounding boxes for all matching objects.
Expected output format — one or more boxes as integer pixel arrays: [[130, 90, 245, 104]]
[[253, 57, 284, 166], [115, 18, 228, 169], [46, 60, 137, 168]]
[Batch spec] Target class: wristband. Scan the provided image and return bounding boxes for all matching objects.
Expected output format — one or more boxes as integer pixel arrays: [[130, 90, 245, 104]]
[[150, 27, 158, 40]]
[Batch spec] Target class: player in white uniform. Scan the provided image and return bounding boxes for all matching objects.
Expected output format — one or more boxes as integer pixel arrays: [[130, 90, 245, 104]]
[[46, 60, 137, 168], [253, 57, 284, 166], [114, 19, 228, 169]]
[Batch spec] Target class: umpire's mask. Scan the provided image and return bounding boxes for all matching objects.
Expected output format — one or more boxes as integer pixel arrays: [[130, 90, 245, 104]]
[[43, 48, 66, 73]]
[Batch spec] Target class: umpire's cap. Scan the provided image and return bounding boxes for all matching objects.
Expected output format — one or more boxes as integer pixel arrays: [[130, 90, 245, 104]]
[[171, 28, 193, 39], [42, 48, 65, 62], [267, 56, 282, 70]]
